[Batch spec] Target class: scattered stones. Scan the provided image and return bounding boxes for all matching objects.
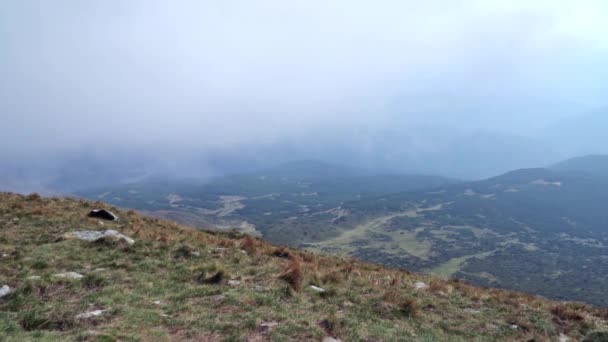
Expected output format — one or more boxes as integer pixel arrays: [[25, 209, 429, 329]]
[[0, 285, 11, 298], [310, 285, 325, 292], [64, 230, 135, 245], [76, 309, 107, 319], [414, 282, 429, 290], [228, 280, 241, 286], [53, 272, 84, 280], [88, 209, 118, 221]]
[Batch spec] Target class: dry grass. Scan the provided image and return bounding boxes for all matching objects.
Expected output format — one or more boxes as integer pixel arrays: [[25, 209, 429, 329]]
[[428, 279, 449, 294], [551, 305, 585, 322], [399, 299, 419, 317], [278, 257, 303, 291]]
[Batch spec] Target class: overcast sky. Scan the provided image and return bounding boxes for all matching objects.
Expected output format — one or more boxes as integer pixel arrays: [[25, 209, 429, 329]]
[[1, 0, 607, 154]]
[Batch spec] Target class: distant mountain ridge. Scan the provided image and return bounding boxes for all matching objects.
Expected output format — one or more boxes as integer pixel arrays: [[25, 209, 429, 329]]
[[550, 155, 608, 178]]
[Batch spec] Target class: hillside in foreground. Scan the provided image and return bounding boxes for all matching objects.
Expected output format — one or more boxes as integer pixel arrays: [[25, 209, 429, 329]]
[[1, 193, 608, 341]]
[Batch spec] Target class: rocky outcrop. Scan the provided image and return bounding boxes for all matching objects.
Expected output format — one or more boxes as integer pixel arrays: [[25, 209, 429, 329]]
[[64, 230, 135, 245]]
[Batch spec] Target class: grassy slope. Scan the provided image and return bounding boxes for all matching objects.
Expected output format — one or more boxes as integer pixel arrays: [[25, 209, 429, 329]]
[[1, 193, 607, 341]]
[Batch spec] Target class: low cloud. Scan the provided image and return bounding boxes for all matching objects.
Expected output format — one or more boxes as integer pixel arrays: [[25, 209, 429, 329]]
[[1, 1, 607, 180]]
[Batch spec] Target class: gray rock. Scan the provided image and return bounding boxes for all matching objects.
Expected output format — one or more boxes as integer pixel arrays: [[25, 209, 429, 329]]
[[27, 276, 41, 280], [64, 230, 134, 245], [75, 309, 107, 319], [53, 272, 84, 279], [310, 285, 326, 292], [0, 285, 11, 298], [258, 322, 279, 335], [414, 282, 429, 290], [322, 337, 341, 342], [228, 280, 241, 286]]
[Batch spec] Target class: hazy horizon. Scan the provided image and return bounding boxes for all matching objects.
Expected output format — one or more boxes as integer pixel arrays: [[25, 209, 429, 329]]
[[2, 1, 608, 190]]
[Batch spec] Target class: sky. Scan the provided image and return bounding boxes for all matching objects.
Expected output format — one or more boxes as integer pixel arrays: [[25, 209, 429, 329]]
[[1, 1, 608, 181]]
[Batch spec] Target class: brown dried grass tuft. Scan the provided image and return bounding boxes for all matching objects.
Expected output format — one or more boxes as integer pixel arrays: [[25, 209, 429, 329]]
[[428, 280, 448, 294], [321, 269, 343, 284], [278, 257, 303, 291], [551, 305, 584, 322], [400, 299, 419, 317], [240, 236, 262, 254]]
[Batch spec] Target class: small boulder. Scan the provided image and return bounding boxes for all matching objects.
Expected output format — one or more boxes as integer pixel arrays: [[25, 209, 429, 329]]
[[258, 322, 279, 335], [414, 282, 429, 290], [75, 309, 107, 319], [64, 230, 134, 245], [310, 285, 326, 292], [228, 280, 241, 286], [53, 272, 84, 280], [199, 271, 225, 284], [322, 337, 341, 342], [88, 209, 118, 221], [0, 285, 11, 298]]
